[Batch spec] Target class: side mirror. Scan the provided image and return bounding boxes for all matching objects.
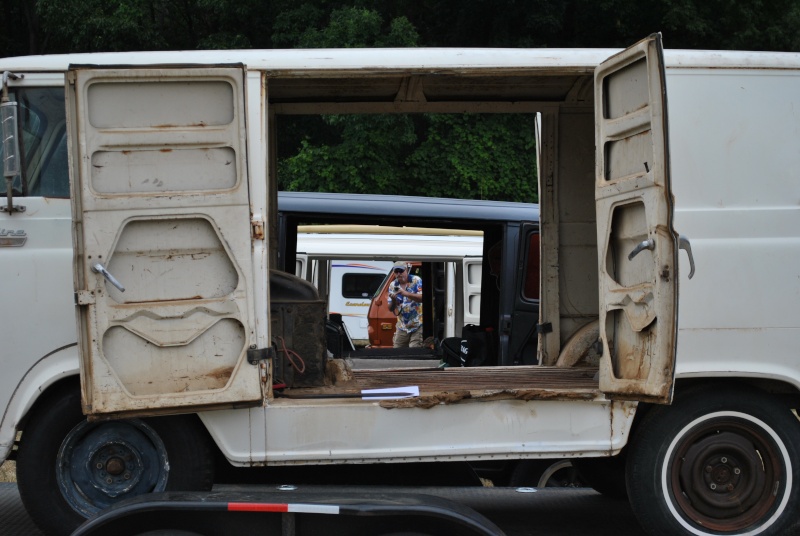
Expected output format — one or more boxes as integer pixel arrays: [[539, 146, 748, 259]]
[[1, 99, 20, 179], [1, 71, 23, 214]]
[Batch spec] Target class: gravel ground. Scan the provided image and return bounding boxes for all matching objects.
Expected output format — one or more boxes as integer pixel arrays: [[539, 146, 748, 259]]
[[0, 461, 15, 483]]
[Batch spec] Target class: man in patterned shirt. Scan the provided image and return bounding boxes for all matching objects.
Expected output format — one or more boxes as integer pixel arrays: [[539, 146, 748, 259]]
[[388, 261, 423, 348]]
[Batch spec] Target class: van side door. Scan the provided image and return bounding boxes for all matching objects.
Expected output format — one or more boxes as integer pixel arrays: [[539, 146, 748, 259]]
[[68, 65, 263, 417], [594, 34, 679, 404], [508, 224, 540, 365]]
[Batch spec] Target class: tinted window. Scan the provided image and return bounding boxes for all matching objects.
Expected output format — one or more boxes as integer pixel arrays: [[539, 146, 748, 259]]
[[342, 273, 385, 299]]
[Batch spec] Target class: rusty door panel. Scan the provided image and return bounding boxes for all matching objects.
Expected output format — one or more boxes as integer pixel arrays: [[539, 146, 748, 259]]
[[69, 66, 262, 416], [594, 34, 679, 404]]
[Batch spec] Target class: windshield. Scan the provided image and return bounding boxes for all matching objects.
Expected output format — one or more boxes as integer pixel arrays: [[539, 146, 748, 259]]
[[0, 87, 69, 198]]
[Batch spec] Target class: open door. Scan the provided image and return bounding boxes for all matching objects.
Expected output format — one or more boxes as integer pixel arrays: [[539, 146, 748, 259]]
[[594, 34, 678, 404], [69, 65, 263, 417]]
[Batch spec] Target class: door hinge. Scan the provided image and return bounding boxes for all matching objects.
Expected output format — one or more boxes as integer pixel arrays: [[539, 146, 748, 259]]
[[74, 290, 96, 305], [536, 322, 553, 335], [251, 219, 265, 241], [247, 345, 275, 365]]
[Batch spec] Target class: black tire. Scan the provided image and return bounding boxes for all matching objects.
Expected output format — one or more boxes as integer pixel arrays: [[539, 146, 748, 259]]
[[626, 385, 800, 536], [17, 383, 214, 536], [509, 459, 585, 488], [572, 455, 628, 499]]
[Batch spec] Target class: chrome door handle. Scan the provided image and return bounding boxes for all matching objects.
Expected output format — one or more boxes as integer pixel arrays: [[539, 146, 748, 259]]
[[628, 238, 655, 261], [679, 235, 695, 279], [92, 263, 125, 292]]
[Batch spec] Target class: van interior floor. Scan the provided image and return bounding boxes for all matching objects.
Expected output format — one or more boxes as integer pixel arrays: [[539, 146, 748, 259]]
[[279, 359, 601, 402]]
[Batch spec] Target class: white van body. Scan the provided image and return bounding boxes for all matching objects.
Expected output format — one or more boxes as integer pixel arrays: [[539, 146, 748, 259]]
[[295, 227, 483, 344], [2, 37, 800, 536]]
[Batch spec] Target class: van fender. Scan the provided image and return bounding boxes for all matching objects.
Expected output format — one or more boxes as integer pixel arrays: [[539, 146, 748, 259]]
[[0, 345, 79, 460]]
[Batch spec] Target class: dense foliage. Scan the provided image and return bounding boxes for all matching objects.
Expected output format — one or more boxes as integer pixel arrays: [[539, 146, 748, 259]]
[[1, 0, 797, 201]]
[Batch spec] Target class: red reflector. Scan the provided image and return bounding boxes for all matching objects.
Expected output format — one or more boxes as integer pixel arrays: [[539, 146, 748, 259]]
[[228, 502, 289, 513]]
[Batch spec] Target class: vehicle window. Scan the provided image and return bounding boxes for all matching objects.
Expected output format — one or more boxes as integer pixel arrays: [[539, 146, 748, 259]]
[[30, 127, 69, 197], [342, 273, 385, 299], [1, 87, 68, 198], [523, 232, 540, 300]]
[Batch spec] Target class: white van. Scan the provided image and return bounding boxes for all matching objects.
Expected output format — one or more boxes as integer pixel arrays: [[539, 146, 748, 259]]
[[295, 226, 483, 345], [3, 36, 800, 536]]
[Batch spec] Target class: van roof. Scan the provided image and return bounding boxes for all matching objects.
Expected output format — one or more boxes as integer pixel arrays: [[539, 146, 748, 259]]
[[2, 48, 799, 72], [298, 225, 483, 236]]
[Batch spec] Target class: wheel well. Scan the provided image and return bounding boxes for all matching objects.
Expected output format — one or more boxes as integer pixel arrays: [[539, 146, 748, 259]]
[[19, 375, 219, 461], [629, 376, 800, 440], [17, 376, 79, 432]]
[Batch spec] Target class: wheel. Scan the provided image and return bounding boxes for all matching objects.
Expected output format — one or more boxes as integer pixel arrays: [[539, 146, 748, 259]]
[[626, 385, 800, 536], [17, 383, 214, 536], [572, 455, 628, 499], [509, 459, 585, 488]]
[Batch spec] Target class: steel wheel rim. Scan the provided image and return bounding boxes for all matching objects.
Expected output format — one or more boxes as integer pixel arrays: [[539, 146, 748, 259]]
[[663, 411, 790, 534], [56, 419, 169, 516]]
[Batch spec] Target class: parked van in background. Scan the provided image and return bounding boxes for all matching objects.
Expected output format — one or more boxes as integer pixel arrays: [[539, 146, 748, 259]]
[[294, 234, 392, 345], [295, 225, 483, 346], [278, 193, 538, 362]]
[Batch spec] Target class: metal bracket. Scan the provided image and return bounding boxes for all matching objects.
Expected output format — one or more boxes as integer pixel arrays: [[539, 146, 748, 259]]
[[74, 290, 96, 305], [247, 346, 275, 365], [251, 219, 265, 241], [536, 322, 553, 335], [0, 204, 25, 214]]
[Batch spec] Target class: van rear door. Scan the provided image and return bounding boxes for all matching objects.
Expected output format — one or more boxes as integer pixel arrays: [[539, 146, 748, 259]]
[[68, 65, 263, 417], [594, 34, 679, 404]]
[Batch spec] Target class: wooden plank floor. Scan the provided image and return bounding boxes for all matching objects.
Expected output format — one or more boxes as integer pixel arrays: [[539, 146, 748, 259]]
[[352, 365, 599, 391], [280, 363, 600, 402]]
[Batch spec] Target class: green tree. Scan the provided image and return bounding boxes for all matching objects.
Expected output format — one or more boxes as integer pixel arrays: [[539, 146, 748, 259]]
[[276, 7, 425, 196], [36, 0, 169, 52], [33, 0, 276, 53], [408, 114, 538, 202], [279, 114, 418, 194], [273, 5, 418, 48]]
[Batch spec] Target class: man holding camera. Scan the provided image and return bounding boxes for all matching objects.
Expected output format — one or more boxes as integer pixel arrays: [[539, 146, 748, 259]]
[[388, 261, 423, 348]]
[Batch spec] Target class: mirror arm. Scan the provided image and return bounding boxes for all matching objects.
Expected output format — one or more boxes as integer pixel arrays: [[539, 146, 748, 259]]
[[1, 71, 24, 215]]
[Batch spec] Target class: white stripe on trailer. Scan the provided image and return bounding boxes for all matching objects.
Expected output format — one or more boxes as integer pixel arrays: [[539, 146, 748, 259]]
[[288, 503, 341, 515]]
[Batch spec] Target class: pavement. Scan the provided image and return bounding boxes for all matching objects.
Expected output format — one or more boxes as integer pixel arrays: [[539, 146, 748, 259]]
[[0, 483, 42, 535]]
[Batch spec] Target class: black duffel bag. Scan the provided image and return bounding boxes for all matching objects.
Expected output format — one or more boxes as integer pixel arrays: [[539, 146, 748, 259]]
[[439, 325, 497, 367]]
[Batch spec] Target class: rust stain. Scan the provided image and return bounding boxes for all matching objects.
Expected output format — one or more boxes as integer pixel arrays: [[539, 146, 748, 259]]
[[160, 148, 173, 153], [206, 366, 235, 381], [378, 388, 596, 409], [153, 122, 207, 128], [325, 359, 355, 385], [473, 389, 596, 402], [117, 295, 206, 305], [380, 391, 471, 409]]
